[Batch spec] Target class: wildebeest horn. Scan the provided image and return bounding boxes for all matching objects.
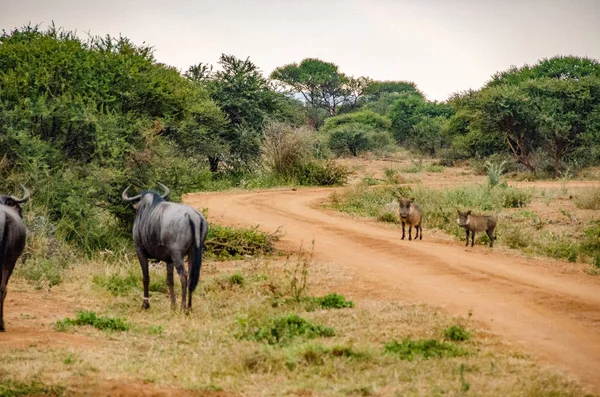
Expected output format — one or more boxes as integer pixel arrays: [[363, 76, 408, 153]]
[[10, 184, 30, 204], [157, 182, 170, 200], [122, 185, 142, 202]]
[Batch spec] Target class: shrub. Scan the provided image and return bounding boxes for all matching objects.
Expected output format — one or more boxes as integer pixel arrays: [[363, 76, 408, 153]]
[[443, 325, 470, 342], [383, 338, 468, 360], [321, 110, 391, 133], [485, 160, 506, 187], [573, 188, 600, 210], [0, 379, 65, 397], [295, 160, 350, 186], [205, 224, 279, 260], [315, 293, 355, 309], [328, 123, 374, 157], [241, 314, 335, 345], [55, 311, 130, 332], [261, 121, 313, 178]]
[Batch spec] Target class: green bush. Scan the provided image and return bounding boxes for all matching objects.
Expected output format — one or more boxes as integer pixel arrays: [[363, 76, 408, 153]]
[[0, 378, 65, 397], [384, 338, 468, 360], [55, 311, 129, 332], [443, 325, 470, 342], [295, 160, 350, 186], [321, 110, 391, 133], [205, 224, 280, 260], [241, 314, 335, 345], [315, 293, 355, 309]]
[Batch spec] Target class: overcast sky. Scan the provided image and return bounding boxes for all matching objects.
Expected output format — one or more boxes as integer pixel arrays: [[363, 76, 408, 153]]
[[2, 0, 599, 101]]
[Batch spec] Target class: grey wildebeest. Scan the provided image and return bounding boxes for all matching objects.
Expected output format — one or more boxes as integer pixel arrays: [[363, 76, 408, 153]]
[[398, 197, 423, 241], [122, 183, 208, 312], [0, 185, 30, 331], [457, 210, 496, 248]]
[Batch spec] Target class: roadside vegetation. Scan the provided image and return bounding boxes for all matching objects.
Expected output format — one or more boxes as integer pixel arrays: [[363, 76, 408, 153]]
[[1, 253, 588, 396], [0, 22, 598, 395]]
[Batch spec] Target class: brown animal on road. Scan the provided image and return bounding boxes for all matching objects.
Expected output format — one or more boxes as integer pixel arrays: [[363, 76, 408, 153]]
[[457, 210, 496, 247], [398, 197, 423, 241]]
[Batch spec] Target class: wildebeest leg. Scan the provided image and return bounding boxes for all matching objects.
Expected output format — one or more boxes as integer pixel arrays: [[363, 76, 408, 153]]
[[0, 263, 13, 332], [408, 225, 413, 241], [0, 271, 6, 332], [173, 252, 188, 313], [136, 248, 150, 309], [471, 231, 475, 247], [465, 230, 470, 247], [187, 246, 195, 310], [166, 262, 176, 310], [401, 221, 406, 240], [487, 230, 495, 248]]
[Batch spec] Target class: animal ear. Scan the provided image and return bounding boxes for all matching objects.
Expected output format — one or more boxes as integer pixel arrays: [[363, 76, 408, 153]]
[[409, 198, 415, 202], [467, 210, 472, 215], [457, 209, 460, 214]]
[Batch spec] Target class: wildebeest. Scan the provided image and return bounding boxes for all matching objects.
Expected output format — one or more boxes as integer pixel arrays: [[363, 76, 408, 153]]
[[0, 185, 30, 331], [122, 183, 208, 312], [457, 210, 496, 247], [398, 197, 423, 241]]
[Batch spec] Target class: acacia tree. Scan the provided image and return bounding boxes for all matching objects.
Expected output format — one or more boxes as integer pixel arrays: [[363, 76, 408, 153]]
[[271, 58, 369, 120]]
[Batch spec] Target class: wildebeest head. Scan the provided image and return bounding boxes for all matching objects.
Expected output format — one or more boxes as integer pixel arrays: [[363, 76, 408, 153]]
[[457, 210, 472, 227], [398, 197, 415, 219], [122, 183, 170, 210], [0, 185, 30, 218]]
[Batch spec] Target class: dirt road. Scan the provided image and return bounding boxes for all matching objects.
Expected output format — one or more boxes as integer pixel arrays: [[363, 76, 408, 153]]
[[186, 185, 600, 393]]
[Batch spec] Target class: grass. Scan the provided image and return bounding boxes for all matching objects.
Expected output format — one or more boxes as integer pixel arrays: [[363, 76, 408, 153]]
[[2, 256, 590, 396], [383, 338, 469, 360], [327, 181, 600, 265], [55, 311, 130, 332], [443, 324, 471, 342], [573, 188, 600, 210], [0, 378, 65, 397], [315, 293, 355, 309]]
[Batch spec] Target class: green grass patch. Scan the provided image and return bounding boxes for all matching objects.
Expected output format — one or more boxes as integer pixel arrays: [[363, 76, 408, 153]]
[[239, 314, 335, 345], [425, 164, 445, 173], [92, 267, 167, 296], [443, 325, 470, 342], [55, 311, 130, 332], [0, 378, 65, 397], [384, 338, 469, 360], [315, 293, 355, 309]]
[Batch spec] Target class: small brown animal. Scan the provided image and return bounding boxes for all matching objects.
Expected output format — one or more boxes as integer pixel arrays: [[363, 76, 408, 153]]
[[457, 210, 496, 247], [398, 197, 423, 241]]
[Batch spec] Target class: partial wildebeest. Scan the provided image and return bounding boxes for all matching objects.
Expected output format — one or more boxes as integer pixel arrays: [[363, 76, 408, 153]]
[[457, 210, 496, 248], [0, 185, 30, 331], [398, 197, 423, 241], [122, 183, 208, 312]]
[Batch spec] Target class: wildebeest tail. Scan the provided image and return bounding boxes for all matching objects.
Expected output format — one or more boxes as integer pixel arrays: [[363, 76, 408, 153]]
[[0, 211, 6, 274], [188, 214, 205, 294]]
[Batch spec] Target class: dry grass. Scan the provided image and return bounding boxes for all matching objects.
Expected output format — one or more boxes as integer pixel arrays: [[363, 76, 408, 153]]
[[0, 249, 591, 396]]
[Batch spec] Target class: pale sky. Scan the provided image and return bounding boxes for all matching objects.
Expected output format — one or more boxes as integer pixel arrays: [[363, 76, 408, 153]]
[[2, 0, 599, 101]]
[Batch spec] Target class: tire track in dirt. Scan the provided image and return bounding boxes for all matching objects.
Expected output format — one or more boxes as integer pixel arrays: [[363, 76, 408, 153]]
[[186, 186, 600, 393]]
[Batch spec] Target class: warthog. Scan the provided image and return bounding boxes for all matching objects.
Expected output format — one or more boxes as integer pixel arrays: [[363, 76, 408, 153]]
[[457, 210, 496, 247], [398, 197, 423, 241], [1, 185, 30, 331], [122, 183, 208, 312]]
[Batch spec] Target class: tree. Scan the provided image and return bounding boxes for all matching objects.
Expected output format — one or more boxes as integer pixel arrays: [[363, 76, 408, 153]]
[[321, 110, 391, 133], [271, 58, 368, 119], [525, 76, 600, 177], [487, 56, 600, 88], [410, 117, 447, 156], [186, 54, 279, 171], [389, 95, 454, 144]]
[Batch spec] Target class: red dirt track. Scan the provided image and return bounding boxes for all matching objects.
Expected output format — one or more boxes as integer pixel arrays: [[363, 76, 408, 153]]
[[186, 184, 600, 393]]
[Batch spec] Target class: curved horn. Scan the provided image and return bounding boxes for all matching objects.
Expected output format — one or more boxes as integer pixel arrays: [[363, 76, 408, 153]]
[[10, 184, 30, 204], [122, 185, 142, 202], [157, 182, 170, 200]]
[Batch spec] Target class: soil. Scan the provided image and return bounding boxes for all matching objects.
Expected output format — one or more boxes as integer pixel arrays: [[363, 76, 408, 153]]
[[185, 182, 600, 393]]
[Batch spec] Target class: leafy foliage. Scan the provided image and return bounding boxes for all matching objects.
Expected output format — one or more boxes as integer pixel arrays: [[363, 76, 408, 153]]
[[55, 311, 130, 332], [240, 314, 335, 345], [315, 293, 355, 309], [384, 338, 468, 360]]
